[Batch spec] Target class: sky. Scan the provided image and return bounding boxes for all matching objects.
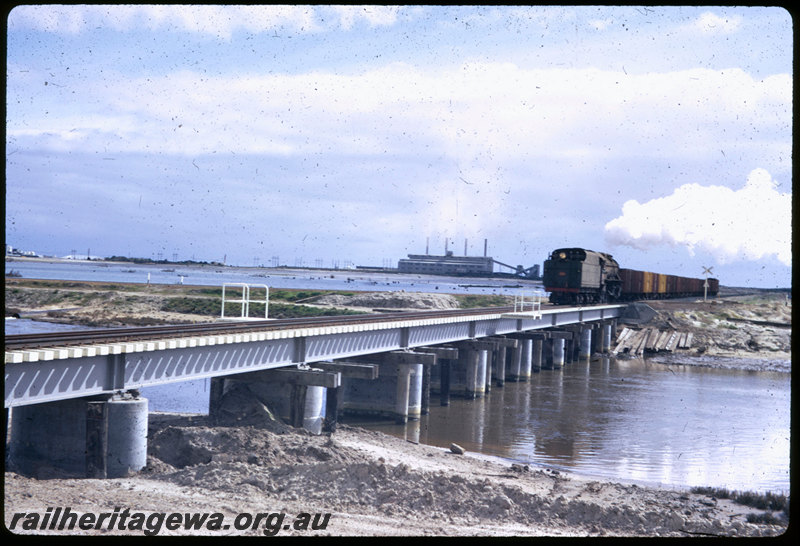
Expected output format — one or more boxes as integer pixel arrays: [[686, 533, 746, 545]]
[[5, 5, 793, 288]]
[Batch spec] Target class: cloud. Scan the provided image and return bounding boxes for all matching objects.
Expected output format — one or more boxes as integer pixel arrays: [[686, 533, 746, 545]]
[[604, 169, 791, 266], [8, 5, 402, 37], [689, 11, 742, 35]]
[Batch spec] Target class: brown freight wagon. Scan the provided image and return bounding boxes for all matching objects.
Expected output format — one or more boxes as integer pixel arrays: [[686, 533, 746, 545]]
[[619, 268, 719, 299]]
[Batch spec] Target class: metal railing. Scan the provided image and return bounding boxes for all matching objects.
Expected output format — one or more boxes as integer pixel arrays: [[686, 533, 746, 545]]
[[513, 292, 542, 318], [221, 283, 269, 320]]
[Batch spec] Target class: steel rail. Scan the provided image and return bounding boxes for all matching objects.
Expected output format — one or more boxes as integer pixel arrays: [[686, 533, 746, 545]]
[[4, 306, 516, 351]]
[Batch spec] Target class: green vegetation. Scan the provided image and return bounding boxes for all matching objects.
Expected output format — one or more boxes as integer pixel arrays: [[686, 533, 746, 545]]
[[746, 512, 784, 525], [105, 255, 225, 267], [453, 294, 512, 308], [690, 486, 789, 518], [183, 287, 355, 303], [5, 278, 367, 321], [160, 297, 364, 318]]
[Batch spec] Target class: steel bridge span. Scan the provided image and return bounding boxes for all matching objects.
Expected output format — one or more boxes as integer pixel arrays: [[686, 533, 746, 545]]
[[5, 303, 625, 478]]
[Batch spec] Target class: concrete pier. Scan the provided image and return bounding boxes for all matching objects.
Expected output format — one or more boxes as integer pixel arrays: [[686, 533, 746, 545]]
[[553, 338, 565, 368], [507, 342, 522, 382], [547, 331, 573, 369], [339, 351, 434, 423], [602, 322, 613, 353], [489, 337, 517, 387], [312, 361, 379, 432], [542, 338, 554, 369], [519, 339, 533, 380], [421, 346, 459, 406], [8, 392, 148, 479], [209, 366, 341, 432], [579, 327, 593, 359]]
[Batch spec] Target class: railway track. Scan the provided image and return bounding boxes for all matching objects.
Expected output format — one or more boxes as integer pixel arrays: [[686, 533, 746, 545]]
[[4, 306, 516, 351]]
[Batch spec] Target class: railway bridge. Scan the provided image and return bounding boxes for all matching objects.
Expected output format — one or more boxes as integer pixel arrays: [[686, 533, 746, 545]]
[[5, 302, 625, 478]]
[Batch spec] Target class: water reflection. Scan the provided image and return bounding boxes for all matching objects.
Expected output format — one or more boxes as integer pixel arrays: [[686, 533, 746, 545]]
[[346, 356, 790, 494]]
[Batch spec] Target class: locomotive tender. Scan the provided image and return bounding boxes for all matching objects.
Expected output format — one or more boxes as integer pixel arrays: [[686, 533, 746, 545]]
[[542, 247, 719, 305]]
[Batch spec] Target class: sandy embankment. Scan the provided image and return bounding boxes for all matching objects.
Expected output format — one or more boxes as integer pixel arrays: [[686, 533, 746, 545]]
[[4, 415, 788, 537], [3, 284, 791, 536]]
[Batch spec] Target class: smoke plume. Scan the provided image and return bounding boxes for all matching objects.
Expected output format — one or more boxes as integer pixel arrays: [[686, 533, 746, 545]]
[[604, 169, 791, 266]]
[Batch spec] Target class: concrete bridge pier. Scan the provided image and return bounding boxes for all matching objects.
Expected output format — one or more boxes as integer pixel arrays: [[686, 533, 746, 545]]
[[8, 391, 148, 479], [579, 327, 593, 359], [493, 343, 507, 387], [602, 321, 613, 353], [515, 332, 550, 374], [506, 341, 523, 381], [592, 323, 604, 354], [469, 350, 486, 398], [549, 331, 573, 369], [533, 338, 543, 372], [553, 338, 565, 368], [312, 361, 379, 432], [473, 342, 498, 397], [393, 363, 423, 423], [423, 346, 459, 406], [564, 334, 575, 364], [210, 367, 341, 433], [542, 338, 554, 369], [518, 338, 533, 380], [438, 341, 495, 399], [339, 351, 434, 423], [488, 337, 517, 387]]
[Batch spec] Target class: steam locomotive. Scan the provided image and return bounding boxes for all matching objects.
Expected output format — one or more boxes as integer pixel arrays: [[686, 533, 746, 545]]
[[542, 248, 719, 305]]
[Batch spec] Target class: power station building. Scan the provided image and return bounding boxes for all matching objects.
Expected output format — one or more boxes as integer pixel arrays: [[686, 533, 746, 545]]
[[397, 251, 495, 276]]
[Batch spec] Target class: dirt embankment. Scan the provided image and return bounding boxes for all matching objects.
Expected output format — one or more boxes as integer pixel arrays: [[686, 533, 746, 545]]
[[3, 280, 479, 327], [640, 293, 791, 372], [4, 414, 788, 537]]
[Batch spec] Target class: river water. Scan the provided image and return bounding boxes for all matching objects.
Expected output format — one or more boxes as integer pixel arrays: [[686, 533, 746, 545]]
[[4, 259, 791, 494], [4, 258, 542, 296]]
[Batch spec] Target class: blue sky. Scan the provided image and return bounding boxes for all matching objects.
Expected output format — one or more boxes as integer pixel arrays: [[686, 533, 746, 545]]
[[5, 5, 792, 287]]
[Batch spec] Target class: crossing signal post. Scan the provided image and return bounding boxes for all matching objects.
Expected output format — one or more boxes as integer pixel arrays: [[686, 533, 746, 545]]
[[702, 266, 714, 302]]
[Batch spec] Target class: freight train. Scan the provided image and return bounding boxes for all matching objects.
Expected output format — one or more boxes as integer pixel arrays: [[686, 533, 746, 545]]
[[542, 247, 719, 305]]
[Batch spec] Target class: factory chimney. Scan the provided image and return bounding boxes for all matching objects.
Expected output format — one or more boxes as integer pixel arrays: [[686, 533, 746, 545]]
[[426, 237, 429, 255], [484, 239, 488, 257], [464, 238, 468, 256]]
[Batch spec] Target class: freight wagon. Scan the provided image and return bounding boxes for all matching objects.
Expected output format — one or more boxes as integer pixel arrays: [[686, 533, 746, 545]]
[[543, 247, 718, 305]]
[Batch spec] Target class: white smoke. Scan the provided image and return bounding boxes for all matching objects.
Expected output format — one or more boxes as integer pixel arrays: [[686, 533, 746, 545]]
[[604, 169, 791, 266]]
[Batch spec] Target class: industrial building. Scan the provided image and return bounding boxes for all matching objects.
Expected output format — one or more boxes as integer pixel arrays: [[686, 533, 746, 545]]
[[397, 252, 495, 276], [396, 238, 540, 279]]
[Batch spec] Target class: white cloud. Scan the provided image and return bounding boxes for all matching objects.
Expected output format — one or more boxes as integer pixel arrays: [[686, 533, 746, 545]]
[[604, 169, 791, 266], [8, 62, 791, 172], [589, 18, 614, 31], [8, 5, 401, 37], [689, 11, 742, 35], [328, 5, 401, 30]]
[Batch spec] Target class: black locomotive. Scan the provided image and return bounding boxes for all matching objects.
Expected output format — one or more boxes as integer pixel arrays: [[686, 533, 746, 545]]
[[542, 248, 719, 305]]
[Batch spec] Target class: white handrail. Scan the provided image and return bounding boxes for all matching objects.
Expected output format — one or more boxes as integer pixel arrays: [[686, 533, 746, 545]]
[[221, 283, 269, 320], [513, 292, 542, 318]]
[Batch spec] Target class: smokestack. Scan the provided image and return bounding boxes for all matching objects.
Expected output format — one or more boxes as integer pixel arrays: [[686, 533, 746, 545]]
[[464, 238, 468, 256], [426, 237, 429, 255], [444, 237, 448, 255], [484, 239, 488, 257]]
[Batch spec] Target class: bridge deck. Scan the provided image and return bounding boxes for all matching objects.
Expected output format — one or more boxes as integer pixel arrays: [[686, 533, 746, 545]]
[[5, 304, 624, 408]]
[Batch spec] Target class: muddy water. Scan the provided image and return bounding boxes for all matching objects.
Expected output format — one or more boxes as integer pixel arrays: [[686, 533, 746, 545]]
[[347, 356, 790, 494]]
